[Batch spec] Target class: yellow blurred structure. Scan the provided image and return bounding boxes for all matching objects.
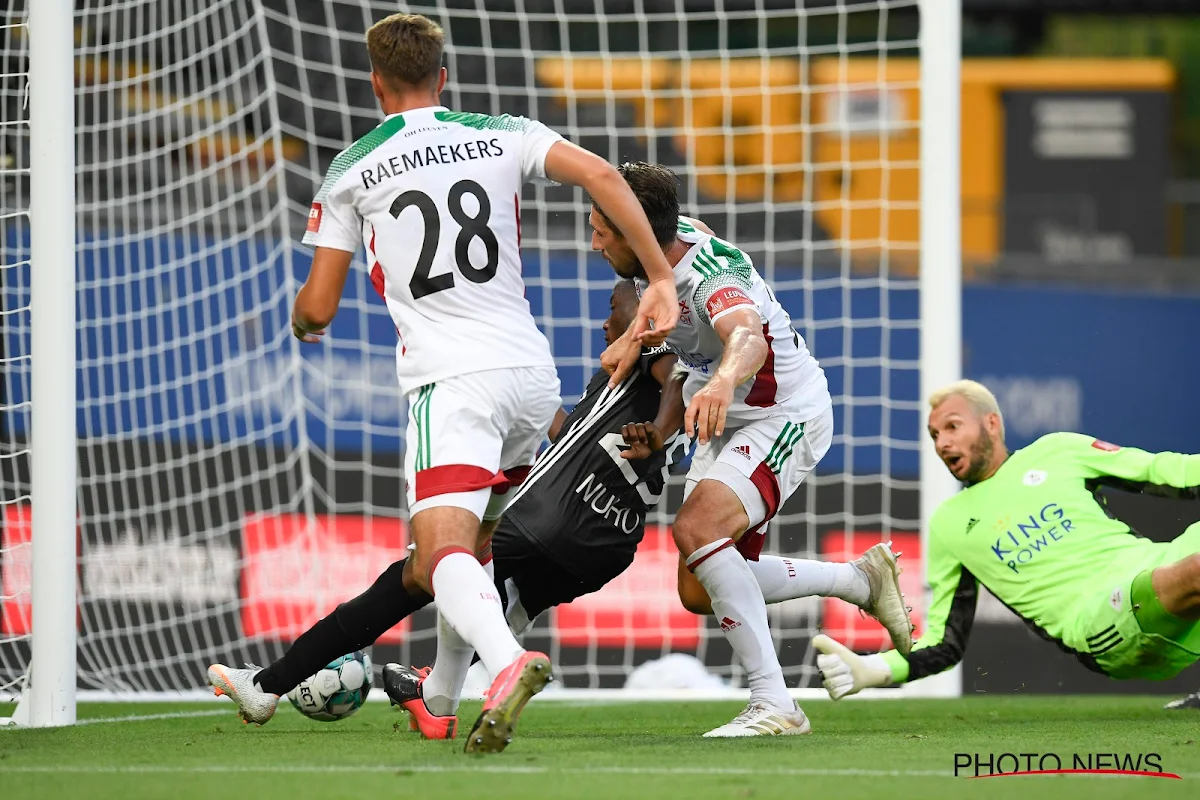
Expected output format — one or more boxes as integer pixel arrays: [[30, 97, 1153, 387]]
[[536, 56, 1174, 271]]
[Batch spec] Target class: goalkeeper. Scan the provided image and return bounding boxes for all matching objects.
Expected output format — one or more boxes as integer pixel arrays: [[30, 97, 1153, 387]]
[[815, 379, 1200, 703]]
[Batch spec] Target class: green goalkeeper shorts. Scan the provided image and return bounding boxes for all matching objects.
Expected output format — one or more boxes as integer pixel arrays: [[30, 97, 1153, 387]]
[[1073, 522, 1200, 681]]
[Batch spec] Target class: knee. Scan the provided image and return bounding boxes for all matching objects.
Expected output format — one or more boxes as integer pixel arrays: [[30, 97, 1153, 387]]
[[672, 509, 709, 559]]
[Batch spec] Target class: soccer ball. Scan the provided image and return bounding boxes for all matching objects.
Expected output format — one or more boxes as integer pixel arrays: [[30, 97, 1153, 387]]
[[287, 651, 373, 721]]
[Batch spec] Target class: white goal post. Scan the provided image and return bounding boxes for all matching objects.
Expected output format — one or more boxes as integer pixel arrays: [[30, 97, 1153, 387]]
[[3, 0, 961, 726]]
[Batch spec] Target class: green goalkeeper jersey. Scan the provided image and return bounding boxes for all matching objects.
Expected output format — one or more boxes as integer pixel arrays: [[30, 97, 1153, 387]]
[[881, 432, 1200, 683]]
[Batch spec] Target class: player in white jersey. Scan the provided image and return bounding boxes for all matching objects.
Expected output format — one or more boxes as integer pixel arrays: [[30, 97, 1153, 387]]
[[207, 15, 680, 755], [595, 163, 914, 738]]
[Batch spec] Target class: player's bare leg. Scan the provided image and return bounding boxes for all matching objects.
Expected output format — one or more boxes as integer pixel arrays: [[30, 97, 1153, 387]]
[[1149, 555, 1200, 620], [674, 479, 809, 737]]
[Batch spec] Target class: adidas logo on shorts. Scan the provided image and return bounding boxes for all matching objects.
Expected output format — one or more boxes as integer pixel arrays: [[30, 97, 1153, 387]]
[[720, 617, 741, 632], [732, 445, 751, 460]]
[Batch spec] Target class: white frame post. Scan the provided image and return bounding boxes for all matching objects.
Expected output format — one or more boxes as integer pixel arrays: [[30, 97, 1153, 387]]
[[908, 0, 962, 699], [27, 0, 78, 727]]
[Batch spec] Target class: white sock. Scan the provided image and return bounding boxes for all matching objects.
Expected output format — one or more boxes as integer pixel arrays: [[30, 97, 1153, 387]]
[[420, 553, 499, 715], [419, 610, 474, 716], [748, 556, 870, 606], [688, 540, 792, 713], [430, 551, 524, 680]]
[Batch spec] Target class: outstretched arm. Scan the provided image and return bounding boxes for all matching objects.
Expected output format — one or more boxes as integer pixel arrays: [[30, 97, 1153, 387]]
[[1063, 432, 1200, 498], [542, 142, 679, 350]]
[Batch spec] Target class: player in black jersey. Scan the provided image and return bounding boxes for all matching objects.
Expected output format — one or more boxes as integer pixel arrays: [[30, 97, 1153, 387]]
[[210, 280, 687, 737]]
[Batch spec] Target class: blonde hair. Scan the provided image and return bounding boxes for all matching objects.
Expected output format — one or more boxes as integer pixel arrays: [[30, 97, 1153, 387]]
[[366, 13, 444, 89], [929, 379, 1005, 441]]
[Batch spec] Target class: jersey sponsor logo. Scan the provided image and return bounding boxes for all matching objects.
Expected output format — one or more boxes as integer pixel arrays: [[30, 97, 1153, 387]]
[[989, 502, 1075, 574], [705, 286, 753, 319], [679, 300, 693, 326], [965, 518, 980, 535], [1091, 439, 1121, 452], [307, 202, 323, 233], [1023, 470, 1047, 486], [732, 444, 751, 460]]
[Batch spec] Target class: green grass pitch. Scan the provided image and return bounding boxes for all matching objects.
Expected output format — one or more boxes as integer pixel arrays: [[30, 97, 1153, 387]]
[[2, 697, 1198, 799]]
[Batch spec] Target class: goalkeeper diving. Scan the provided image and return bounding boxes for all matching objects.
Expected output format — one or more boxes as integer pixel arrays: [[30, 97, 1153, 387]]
[[816, 379, 1200, 702]]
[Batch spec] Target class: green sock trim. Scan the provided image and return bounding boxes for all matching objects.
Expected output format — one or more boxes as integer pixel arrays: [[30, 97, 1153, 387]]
[[1131, 569, 1194, 641]]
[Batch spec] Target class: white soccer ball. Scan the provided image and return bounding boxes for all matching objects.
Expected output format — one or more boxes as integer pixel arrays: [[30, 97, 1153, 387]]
[[287, 651, 373, 722]]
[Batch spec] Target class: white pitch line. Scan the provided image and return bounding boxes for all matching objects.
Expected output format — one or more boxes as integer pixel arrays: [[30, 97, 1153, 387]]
[[1, 709, 233, 729], [77, 710, 231, 726]]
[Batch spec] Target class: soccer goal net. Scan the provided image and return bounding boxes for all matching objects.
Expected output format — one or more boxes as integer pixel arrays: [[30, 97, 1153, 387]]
[[1, 0, 959, 714]]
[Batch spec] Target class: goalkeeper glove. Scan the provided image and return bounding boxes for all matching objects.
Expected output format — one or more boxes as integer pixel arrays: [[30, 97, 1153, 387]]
[[813, 634, 895, 700]]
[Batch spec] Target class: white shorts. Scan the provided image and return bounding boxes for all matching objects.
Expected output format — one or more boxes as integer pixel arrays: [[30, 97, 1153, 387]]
[[404, 365, 561, 521], [683, 402, 833, 560]]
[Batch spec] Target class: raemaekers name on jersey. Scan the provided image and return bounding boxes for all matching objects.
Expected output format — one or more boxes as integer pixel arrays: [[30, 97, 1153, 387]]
[[359, 138, 504, 190], [575, 472, 641, 535], [989, 502, 1075, 574]]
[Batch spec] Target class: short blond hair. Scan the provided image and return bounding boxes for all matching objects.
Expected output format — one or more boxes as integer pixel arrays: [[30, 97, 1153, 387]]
[[929, 379, 1005, 441], [366, 13, 444, 89]]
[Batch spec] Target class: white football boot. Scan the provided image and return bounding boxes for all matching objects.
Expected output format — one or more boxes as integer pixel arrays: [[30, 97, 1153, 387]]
[[851, 542, 916, 655], [702, 702, 812, 738], [207, 663, 279, 726]]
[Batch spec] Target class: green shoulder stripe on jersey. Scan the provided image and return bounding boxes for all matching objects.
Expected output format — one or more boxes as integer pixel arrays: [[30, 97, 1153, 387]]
[[677, 218, 696, 233], [709, 237, 753, 272], [434, 111, 530, 132], [315, 115, 407, 203], [692, 250, 720, 280], [690, 239, 753, 283]]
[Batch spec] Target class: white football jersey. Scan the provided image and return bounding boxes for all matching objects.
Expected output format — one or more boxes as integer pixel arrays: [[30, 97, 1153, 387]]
[[302, 106, 560, 395], [636, 218, 831, 421]]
